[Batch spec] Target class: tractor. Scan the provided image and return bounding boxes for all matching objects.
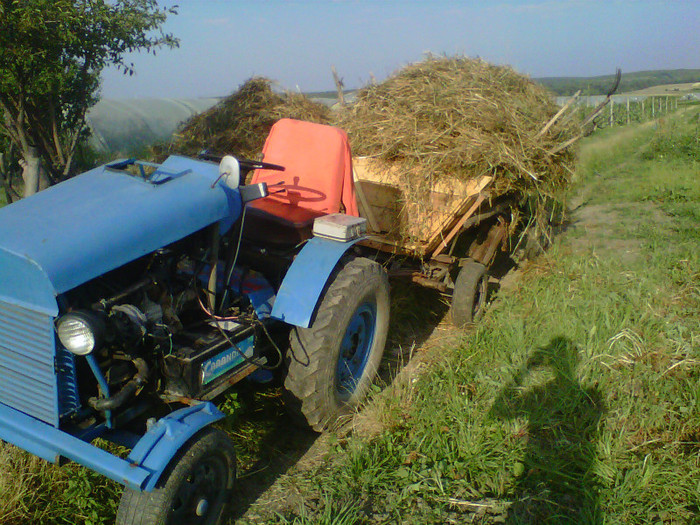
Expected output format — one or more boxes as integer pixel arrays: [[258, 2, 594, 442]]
[[0, 119, 390, 524]]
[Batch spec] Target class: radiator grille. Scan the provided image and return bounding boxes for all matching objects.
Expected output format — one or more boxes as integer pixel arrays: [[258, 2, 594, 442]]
[[0, 300, 58, 426]]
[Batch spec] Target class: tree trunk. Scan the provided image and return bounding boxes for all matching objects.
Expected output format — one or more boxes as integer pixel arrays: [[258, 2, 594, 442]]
[[20, 146, 49, 197], [0, 152, 9, 204]]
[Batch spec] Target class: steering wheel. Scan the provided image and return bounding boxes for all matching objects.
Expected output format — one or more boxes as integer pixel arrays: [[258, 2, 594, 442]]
[[273, 181, 327, 203]]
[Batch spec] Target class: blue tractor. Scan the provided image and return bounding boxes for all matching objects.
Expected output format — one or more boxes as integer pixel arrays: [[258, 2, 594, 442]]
[[0, 119, 390, 524]]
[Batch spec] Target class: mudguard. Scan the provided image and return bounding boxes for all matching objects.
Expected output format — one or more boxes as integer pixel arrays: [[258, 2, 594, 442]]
[[270, 236, 359, 328], [127, 402, 225, 491]]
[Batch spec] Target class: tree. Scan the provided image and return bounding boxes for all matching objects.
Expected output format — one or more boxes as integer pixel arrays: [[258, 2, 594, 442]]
[[0, 0, 178, 199]]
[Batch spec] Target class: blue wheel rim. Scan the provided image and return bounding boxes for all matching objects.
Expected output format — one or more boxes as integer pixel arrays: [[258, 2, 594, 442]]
[[336, 301, 377, 397]]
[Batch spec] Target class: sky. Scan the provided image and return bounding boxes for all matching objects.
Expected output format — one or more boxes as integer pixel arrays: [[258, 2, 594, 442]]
[[100, 0, 700, 99]]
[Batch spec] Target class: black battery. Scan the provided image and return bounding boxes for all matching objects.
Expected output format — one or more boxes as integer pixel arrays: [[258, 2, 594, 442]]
[[163, 323, 258, 399]]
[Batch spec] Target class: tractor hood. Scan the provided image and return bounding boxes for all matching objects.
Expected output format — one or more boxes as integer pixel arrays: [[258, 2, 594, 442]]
[[0, 156, 241, 315]]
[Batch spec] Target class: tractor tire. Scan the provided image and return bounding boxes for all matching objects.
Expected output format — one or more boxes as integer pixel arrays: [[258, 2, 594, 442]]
[[116, 428, 236, 525], [450, 260, 488, 327], [284, 256, 390, 431]]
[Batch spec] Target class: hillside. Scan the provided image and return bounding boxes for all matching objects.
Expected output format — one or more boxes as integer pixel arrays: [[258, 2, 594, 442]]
[[536, 68, 700, 95], [310, 69, 700, 102]]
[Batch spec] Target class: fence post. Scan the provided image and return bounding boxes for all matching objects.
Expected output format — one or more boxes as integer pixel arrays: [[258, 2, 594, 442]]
[[610, 99, 614, 126], [652, 96, 655, 119], [626, 97, 630, 125], [641, 99, 645, 120]]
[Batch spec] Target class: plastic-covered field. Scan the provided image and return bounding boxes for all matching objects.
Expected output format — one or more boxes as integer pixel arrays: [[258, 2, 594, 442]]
[[86, 98, 220, 154]]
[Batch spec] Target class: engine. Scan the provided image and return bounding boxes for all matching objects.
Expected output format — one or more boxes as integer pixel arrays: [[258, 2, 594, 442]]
[[54, 230, 278, 422]]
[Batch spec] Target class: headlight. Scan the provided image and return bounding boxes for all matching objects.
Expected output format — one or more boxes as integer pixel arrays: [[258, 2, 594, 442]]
[[56, 311, 104, 356]]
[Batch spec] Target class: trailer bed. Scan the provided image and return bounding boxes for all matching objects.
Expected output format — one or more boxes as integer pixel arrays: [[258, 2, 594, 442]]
[[352, 157, 497, 259]]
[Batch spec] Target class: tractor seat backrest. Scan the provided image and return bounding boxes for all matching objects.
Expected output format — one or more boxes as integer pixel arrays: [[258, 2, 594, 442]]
[[248, 118, 358, 225]]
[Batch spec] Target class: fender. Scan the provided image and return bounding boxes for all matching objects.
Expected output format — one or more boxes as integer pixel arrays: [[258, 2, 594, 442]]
[[127, 402, 225, 491], [270, 236, 360, 328]]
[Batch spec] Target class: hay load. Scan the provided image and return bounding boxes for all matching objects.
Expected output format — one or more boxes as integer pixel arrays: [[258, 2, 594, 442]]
[[333, 56, 578, 244], [335, 56, 577, 195], [170, 77, 330, 159], [166, 58, 581, 249]]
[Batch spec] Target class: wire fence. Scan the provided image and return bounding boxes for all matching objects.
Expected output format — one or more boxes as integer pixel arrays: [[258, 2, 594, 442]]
[[556, 94, 693, 129]]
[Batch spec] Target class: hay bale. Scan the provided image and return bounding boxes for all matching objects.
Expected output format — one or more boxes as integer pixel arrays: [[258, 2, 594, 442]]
[[333, 55, 577, 202], [170, 77, 330, 159]]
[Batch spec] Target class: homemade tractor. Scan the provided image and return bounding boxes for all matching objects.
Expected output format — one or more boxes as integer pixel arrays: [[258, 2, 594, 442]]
[[0, 119, 508, 524]]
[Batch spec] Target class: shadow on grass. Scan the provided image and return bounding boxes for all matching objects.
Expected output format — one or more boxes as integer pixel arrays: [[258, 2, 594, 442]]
[[378, 281, 450, 381], [217, 383, 318, 522], [490, 336, 605, 524]]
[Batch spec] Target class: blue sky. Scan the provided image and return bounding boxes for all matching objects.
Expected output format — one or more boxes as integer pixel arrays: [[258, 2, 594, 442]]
[[100, 0, 700, 99]]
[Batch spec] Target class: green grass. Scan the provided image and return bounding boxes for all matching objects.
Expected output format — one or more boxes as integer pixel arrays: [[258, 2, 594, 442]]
[[269, 108, 700, 524], [0, 440, 121, 525]]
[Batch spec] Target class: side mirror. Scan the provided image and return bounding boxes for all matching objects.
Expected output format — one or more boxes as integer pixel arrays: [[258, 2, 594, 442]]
[[218, 156, 240, 190]]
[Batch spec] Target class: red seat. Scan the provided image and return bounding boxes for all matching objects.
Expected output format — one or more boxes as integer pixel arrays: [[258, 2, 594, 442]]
[[248, 119, 358, 229]]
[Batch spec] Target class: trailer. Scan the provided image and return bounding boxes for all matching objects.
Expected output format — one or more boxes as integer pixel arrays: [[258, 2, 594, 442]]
[[352, 157, 512, 326]]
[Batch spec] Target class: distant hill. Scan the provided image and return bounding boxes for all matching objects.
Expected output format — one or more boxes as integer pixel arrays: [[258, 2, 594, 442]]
[[536, 69, 700, 96], [308, 69, 700, 102]]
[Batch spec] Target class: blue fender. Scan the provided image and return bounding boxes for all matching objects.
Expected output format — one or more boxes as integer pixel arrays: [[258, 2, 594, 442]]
[[127, 402, 225, 491], [270, 236, 359, 328]]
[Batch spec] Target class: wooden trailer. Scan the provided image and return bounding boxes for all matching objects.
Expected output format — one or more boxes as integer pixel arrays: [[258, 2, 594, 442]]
[[352, 157, 513, 326]]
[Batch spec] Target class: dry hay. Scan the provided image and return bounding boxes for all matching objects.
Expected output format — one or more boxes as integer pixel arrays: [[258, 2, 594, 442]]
[[158, 60, 578, 248], [169, 77, 330, 159], [333, 56, 578, 239]]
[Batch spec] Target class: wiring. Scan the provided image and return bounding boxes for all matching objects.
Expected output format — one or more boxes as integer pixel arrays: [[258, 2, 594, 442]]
[[195, 268, 284, 371], [209, 314, 284, 371], [189, 205, 284, 371], [219, 205, 247, 311]]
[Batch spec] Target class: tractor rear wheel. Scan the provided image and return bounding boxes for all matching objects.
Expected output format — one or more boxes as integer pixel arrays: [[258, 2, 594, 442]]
[[283, 256, 390, 431]]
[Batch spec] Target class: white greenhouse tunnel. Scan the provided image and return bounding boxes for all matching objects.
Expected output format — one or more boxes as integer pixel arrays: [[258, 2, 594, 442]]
[[86, 98, 220, 154]]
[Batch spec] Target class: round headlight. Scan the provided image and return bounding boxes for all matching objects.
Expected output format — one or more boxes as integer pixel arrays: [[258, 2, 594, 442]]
[[56, 312, 104, 356]]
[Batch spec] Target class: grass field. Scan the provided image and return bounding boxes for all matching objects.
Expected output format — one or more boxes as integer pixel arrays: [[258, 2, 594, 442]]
[[0, 107, 698, 525], [257, 107, 700, 524]]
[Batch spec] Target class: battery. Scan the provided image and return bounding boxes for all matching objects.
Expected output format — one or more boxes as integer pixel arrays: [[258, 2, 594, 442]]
[[163, 324, 257, 398]]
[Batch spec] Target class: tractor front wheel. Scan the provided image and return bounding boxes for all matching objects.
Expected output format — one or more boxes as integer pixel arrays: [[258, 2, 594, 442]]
[[284, 256, 390, 431], [116, 428, 236, 525]]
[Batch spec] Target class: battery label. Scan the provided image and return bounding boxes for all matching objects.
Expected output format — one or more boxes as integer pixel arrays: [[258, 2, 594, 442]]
[[201, 335, 255, 385]]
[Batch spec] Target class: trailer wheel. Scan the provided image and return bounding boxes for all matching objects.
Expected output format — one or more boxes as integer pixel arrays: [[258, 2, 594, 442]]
[[284, 256, 390, 431], [451, 260, 488, 327], [116, 428, 236, 525]]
